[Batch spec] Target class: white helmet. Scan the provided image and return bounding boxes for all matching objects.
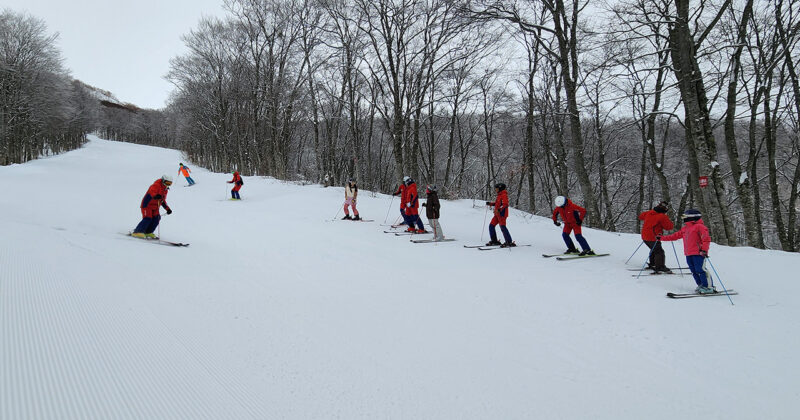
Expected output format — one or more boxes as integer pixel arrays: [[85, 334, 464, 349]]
[[554, 196, 566, 207], [161, 175, 173, 184], [403, 175, 411, 183]]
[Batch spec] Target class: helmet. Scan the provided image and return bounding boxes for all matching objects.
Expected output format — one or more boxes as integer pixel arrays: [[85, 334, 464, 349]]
[[494, 183, 506, 191], [426, 184, 437, 194], [654, 201, 669, 213], [161, 175, 173, 185], [405, 177, 414, 185], [403, 175, 411, 183], [682, 208, 702, 222], [554, 196, 566, 207]]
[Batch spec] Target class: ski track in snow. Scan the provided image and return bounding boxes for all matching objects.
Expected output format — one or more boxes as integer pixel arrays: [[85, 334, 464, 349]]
[[1, 136, 800, 419]]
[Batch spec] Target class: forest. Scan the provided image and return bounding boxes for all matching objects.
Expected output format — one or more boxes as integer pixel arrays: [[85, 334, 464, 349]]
[[2, 0, 799, 251]]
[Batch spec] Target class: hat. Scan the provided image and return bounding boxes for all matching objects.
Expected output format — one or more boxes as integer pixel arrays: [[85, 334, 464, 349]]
[[554, 196, 567, 207], [682, 208, 702, 222]]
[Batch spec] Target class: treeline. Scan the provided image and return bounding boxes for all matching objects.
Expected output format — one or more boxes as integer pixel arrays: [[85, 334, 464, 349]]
[[0, 9, 171, 165], [162, 0, 800, 252], [0, 10, 91, 164]]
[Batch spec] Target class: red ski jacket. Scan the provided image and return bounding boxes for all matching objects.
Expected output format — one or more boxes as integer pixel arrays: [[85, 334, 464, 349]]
[[552, 199, 586, 225], [660, 219, 710, 256], [488, 190, 510, 219], [140, 179, 170, 218], [405, 182, 419, 215], [639, 210, 674, 242]]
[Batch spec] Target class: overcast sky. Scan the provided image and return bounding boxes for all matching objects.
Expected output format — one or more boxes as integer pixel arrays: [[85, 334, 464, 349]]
[[5, 0, 227, 109]]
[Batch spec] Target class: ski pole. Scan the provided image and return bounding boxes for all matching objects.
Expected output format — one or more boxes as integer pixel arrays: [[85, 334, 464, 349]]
[[634, 241, 658, 279], [670, 241, 685, 277], [705, 257, 735, 306], [480, 202, 489, 242], [625, 241, 645, 265], [331, 205, 342, 221], [384, 195, 395, 223]]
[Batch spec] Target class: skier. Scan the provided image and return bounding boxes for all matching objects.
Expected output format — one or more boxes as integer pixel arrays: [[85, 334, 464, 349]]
[[392, 177, 409, 227], [422, 184, 444, 241], [657, 209, 714, 293], [178, 163, 195, 186], [638, 201, 674, 273], [485, 183, 515, 247], [227, 171, 243, 200], [132, 175, 173, 239], [342, 179, 361, 220], [552, 196, 594, 255], [404, 177, 426, 233]]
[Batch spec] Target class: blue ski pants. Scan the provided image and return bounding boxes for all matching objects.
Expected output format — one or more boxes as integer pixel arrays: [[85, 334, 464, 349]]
[[134, 215, 161, 234], [562, 232, 590, 251], [490, 223, 512, 243], [686, 255, 709, 288]]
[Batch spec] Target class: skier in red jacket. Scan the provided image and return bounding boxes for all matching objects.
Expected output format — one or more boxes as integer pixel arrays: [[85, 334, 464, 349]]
[[485, 183, 514, 247], [132, 175, 173, 238], [228, 171, 243, 200], [403, 177, 426, 233], [658, 209, 714, 293], [552, 196, 594, 255], [638, 201, 674, 273]]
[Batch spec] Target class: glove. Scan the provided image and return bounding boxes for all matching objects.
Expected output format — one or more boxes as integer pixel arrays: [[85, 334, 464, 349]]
[[153, 194, 163, 200], [227, 181, 232, 184], [166, 208, 172, 215], [700, 250, 708, 258], [422, 203, 427, 207], [486, 201, 493, 206], [656, 235, 662, 241], [554, 220, 561, 227], [575, 217, 582, 226]]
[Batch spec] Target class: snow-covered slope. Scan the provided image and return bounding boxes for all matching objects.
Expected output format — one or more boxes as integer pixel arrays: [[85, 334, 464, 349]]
[[1, 136, 799, 419]]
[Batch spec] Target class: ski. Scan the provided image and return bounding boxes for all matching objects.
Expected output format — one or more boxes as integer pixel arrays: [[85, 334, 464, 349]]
[[626, 267, 688, 271], [666, 290, 738, 299], [395, 231, 431, 236], [631, 272, 677, 277], [351, 219, 374, 222], [123, 233, 189, 247], [477, 244, 531, 251], [410, 238, 457, 243], [555, 253, 610, 260], [464, 244, 493, 248], [542, 253, 579, 258]]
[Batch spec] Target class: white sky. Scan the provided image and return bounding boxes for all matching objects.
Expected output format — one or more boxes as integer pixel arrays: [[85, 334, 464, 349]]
[[4, 0, 227, 109]]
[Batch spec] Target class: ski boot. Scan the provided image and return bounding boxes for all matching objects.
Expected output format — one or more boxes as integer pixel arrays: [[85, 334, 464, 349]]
[[655, 267, 673, 274], [342, 215, 352, 220], [485, 240, 502, 246], [352, 215, 361, 221], [145, 233, 158, 239], [564, 248, 580, 255], [579, 249, 596, 256], [500, 242, 517, 248], [131, 232, 146, 239], [698, 286, 717, 294], [415, 229, 428, 234]]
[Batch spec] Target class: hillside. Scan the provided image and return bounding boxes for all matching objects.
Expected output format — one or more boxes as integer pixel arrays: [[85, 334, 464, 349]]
[[1, 136, 799, 419]]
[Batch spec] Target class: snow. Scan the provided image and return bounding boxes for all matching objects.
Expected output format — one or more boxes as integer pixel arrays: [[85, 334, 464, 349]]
[[740, 171, 749, 185], [2, 136, 800, 419]]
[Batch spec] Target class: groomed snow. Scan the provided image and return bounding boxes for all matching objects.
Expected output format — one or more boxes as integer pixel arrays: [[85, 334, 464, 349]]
[[1, 136, 799, 419]]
